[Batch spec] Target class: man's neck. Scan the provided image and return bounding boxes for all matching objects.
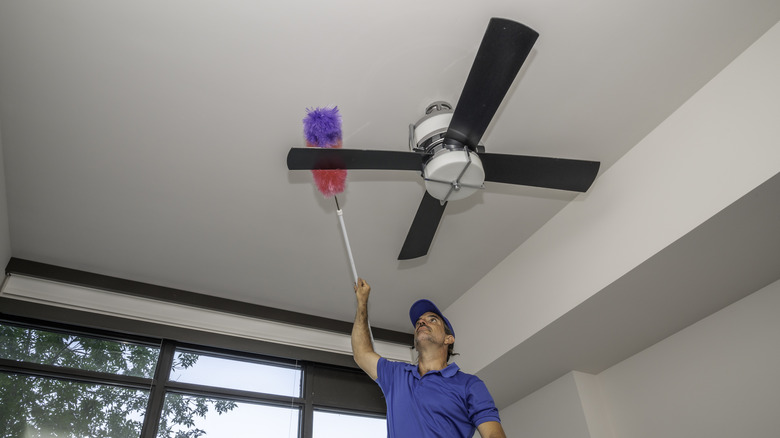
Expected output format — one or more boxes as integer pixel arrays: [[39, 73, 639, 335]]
[[416, 349, 448, 376]]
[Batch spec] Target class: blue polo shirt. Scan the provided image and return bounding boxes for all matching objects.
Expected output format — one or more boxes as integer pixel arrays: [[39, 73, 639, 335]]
[[375, 357, 501, 438]]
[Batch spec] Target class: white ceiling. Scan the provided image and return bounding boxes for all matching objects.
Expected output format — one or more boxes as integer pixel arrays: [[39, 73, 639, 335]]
[[1, 0, 779, 407]]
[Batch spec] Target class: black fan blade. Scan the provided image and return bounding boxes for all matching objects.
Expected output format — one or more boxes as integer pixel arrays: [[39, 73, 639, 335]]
[[445, 18, 539, 148], [287, 148, 424, 171], [479, 152, 600, 192], [398, 192, 447, 260]]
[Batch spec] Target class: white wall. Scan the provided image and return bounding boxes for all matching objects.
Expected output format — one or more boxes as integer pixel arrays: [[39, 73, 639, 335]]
[[573, 372, 615, 438], [0, 125, 11, 266], [499, 372, 592, 438], [499, 279, 780, 438], [597, 278, 780, 438], [498, 371, 616, 438]]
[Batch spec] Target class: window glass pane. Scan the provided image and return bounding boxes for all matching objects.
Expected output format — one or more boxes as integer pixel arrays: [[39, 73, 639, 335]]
[[170, 350, 301, 397], [0, 323, 160, 378], [313, 411, 386, 437], [157, 393, 299, 438], [0, 372, 149, 438]]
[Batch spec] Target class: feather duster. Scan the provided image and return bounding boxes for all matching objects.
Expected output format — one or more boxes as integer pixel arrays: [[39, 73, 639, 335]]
[[303, 107, 346, 197]]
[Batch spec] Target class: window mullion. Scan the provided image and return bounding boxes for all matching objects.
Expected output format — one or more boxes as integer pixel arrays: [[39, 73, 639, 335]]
[[301, 362, 314, 438], [164, 381, 306, 406], [140, 340, 176, 438], [0, 357, 152, 389]]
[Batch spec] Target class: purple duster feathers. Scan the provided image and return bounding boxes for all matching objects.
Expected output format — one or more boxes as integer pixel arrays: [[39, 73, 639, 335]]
[[304, 107, 343, 148]]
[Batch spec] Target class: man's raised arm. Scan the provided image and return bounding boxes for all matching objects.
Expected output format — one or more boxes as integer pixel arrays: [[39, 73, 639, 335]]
[[351, 278, 380, 380]]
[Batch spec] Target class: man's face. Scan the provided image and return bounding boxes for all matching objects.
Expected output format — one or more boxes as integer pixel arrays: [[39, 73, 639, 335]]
[[414, 312, 454, 348]]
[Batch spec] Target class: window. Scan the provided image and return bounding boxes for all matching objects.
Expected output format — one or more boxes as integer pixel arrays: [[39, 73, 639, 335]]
[[157, 347, 304, 437], [0, 322, 158, 437], [158, 395, 299, 438], [0, 318, 386, 438], [0, 323, 159, 377], [169, 349, 302, 397], [313, 410, 386, 437], [2, 374, 150, 437]]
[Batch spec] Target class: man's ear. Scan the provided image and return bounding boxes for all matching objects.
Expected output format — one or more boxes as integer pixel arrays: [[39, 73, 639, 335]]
[[444, 335, 455, 345]]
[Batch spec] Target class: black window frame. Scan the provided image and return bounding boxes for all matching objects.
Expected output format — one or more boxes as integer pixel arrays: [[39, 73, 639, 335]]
[[0, 314, 386, 438]]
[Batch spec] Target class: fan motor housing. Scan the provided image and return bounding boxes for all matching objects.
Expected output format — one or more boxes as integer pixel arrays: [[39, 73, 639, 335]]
[[410, 102, 486, 202], [423, 149, 485, 201]]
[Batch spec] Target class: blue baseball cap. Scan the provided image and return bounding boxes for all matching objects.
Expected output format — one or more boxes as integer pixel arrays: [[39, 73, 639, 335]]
[[409, 299, 455, 337]]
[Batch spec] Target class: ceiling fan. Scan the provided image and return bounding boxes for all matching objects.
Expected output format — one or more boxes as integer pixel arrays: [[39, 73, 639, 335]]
[[287, 18, 600, 260]]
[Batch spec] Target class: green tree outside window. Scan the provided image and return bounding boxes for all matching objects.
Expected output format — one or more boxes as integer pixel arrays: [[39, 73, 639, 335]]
[[0, 324, 237, 438]]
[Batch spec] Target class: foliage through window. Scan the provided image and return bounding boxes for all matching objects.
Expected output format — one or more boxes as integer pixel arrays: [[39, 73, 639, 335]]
[[0, 324, 159, 378], [158, 394, 299, 438], [0, 374, 149, 437]]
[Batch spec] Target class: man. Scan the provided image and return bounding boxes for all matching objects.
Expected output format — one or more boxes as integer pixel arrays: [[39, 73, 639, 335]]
[[351, 278, 507, 438]]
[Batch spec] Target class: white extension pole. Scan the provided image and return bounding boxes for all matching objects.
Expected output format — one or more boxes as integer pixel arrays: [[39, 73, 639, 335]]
[[334, 196, 374, 344], [336, 208, 358, 285]]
